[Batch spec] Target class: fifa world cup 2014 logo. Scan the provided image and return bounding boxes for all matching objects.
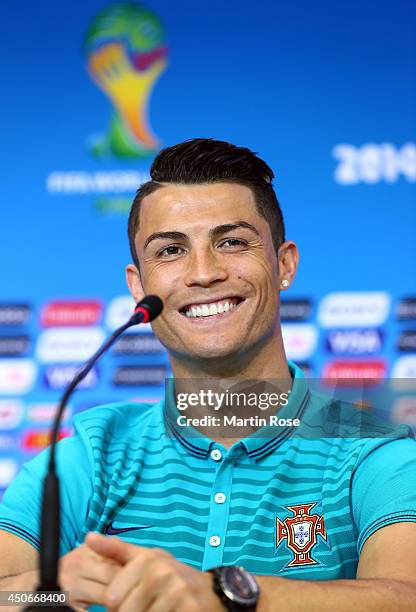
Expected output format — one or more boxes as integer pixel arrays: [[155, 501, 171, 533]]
[[84, 3, 168, 158]]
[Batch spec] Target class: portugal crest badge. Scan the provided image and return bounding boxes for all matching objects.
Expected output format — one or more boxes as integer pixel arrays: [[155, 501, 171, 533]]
[[276, 502, 328, 568]]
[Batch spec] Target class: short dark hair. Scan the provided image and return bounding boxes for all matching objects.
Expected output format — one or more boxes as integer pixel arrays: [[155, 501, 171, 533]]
[[128, 138, 286, 270]]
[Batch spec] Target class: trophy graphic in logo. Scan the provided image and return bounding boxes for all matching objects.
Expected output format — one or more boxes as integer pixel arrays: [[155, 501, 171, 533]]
[[84, 3, 168, 158]]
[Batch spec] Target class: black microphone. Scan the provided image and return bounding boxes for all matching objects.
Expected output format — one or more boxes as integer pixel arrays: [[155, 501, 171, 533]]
[[25, 295, 163, 611], [130, 294, 163, 324]]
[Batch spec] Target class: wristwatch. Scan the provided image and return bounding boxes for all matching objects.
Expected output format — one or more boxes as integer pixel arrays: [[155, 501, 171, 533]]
[[209, 565, 260, 611]]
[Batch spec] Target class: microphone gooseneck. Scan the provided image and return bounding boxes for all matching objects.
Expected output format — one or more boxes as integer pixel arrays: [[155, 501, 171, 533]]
[[25, 295, 163, 611]]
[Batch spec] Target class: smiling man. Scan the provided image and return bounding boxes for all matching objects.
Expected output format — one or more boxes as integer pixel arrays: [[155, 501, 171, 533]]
[[1, 138, 416, 612]]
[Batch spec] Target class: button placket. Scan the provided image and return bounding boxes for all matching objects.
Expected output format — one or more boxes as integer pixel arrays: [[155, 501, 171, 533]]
[[202, 450, 236, 570]]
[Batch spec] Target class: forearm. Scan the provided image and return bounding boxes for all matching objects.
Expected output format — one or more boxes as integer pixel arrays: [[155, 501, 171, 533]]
[[0, 570, 38, 611], [256, 576, 416, 612]]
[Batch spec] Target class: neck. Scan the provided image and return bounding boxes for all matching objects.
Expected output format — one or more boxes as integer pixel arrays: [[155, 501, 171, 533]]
[[168, 334, 293, 449], [169, 333, 290, 382]]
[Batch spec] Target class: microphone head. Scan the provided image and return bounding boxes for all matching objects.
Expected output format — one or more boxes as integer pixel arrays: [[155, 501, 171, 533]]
[[134, 295, 163, 323]]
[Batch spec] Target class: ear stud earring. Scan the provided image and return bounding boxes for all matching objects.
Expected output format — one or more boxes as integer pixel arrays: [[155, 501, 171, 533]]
[[281, 279, 289, 288]]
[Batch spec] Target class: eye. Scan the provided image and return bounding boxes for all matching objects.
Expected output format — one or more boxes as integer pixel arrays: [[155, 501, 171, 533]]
[[157, 245, 186, 258], [219, 238, 247, 248]]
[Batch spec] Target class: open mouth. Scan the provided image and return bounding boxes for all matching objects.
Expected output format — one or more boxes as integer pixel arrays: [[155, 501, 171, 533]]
[[179, 297, 246, 320]]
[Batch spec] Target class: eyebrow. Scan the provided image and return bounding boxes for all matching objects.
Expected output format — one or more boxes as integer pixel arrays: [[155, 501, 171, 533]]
[[143, 221, 260, 251]]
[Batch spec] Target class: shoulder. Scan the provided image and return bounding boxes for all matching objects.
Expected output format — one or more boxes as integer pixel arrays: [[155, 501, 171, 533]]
[[72, 399, 164, 455], [301, 388, 415, 464], [73, 400, 157, 429], [352, 435, 416, 474]]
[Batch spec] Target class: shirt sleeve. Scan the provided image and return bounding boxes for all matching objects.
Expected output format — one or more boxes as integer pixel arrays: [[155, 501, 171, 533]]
[[351, 436, 416, 555], [0, 434, 93, 556]]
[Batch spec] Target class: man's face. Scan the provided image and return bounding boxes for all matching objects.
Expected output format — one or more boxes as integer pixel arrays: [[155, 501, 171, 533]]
[[127, 182, 289, 362]]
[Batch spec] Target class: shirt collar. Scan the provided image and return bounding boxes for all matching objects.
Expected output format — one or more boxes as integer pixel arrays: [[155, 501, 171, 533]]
[[163, 360, 310, 460]]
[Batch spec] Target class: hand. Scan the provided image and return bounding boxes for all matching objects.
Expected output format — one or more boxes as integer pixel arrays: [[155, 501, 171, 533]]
[[85, 532, 226, 612], [58, 540, 122, 611]]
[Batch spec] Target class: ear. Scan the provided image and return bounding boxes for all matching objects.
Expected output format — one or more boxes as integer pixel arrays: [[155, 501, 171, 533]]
[[278, 241, 299, 290], [125, 263, 145, 303]]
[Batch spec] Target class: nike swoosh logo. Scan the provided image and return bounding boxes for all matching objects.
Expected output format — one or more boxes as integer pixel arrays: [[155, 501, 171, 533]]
[[105, 523, 154, 535]]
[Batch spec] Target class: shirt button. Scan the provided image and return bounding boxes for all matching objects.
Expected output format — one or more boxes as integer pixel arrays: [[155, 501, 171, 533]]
[[210, 449, 222, 461], [209, 535, 221, 547], [214, 493, 226, 504]]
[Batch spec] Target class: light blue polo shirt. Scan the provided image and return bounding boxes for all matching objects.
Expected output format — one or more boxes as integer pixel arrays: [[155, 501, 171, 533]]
[[1, 361, 416, 582]]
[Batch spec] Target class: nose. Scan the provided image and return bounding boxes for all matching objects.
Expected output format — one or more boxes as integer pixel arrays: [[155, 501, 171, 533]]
[[183, 245, 229, 287]]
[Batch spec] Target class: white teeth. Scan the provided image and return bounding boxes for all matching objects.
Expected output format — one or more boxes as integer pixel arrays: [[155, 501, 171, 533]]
[[184, 299, 241, 318]]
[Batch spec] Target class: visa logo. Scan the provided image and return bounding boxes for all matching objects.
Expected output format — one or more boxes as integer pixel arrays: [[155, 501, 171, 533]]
[[326, 329, 383, 355]]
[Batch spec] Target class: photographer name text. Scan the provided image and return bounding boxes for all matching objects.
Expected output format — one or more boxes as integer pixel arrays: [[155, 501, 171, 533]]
[[176, 415, 300, 428]]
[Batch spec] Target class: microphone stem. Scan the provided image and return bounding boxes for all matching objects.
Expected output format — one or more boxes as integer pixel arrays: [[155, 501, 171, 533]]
[[38, 317, 138, 600], [25, 295, 162, 611], [49, 319, 134, 471]]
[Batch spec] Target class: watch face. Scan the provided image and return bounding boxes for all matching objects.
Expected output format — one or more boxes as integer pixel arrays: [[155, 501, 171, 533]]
[[221, 566, 259, 605]]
